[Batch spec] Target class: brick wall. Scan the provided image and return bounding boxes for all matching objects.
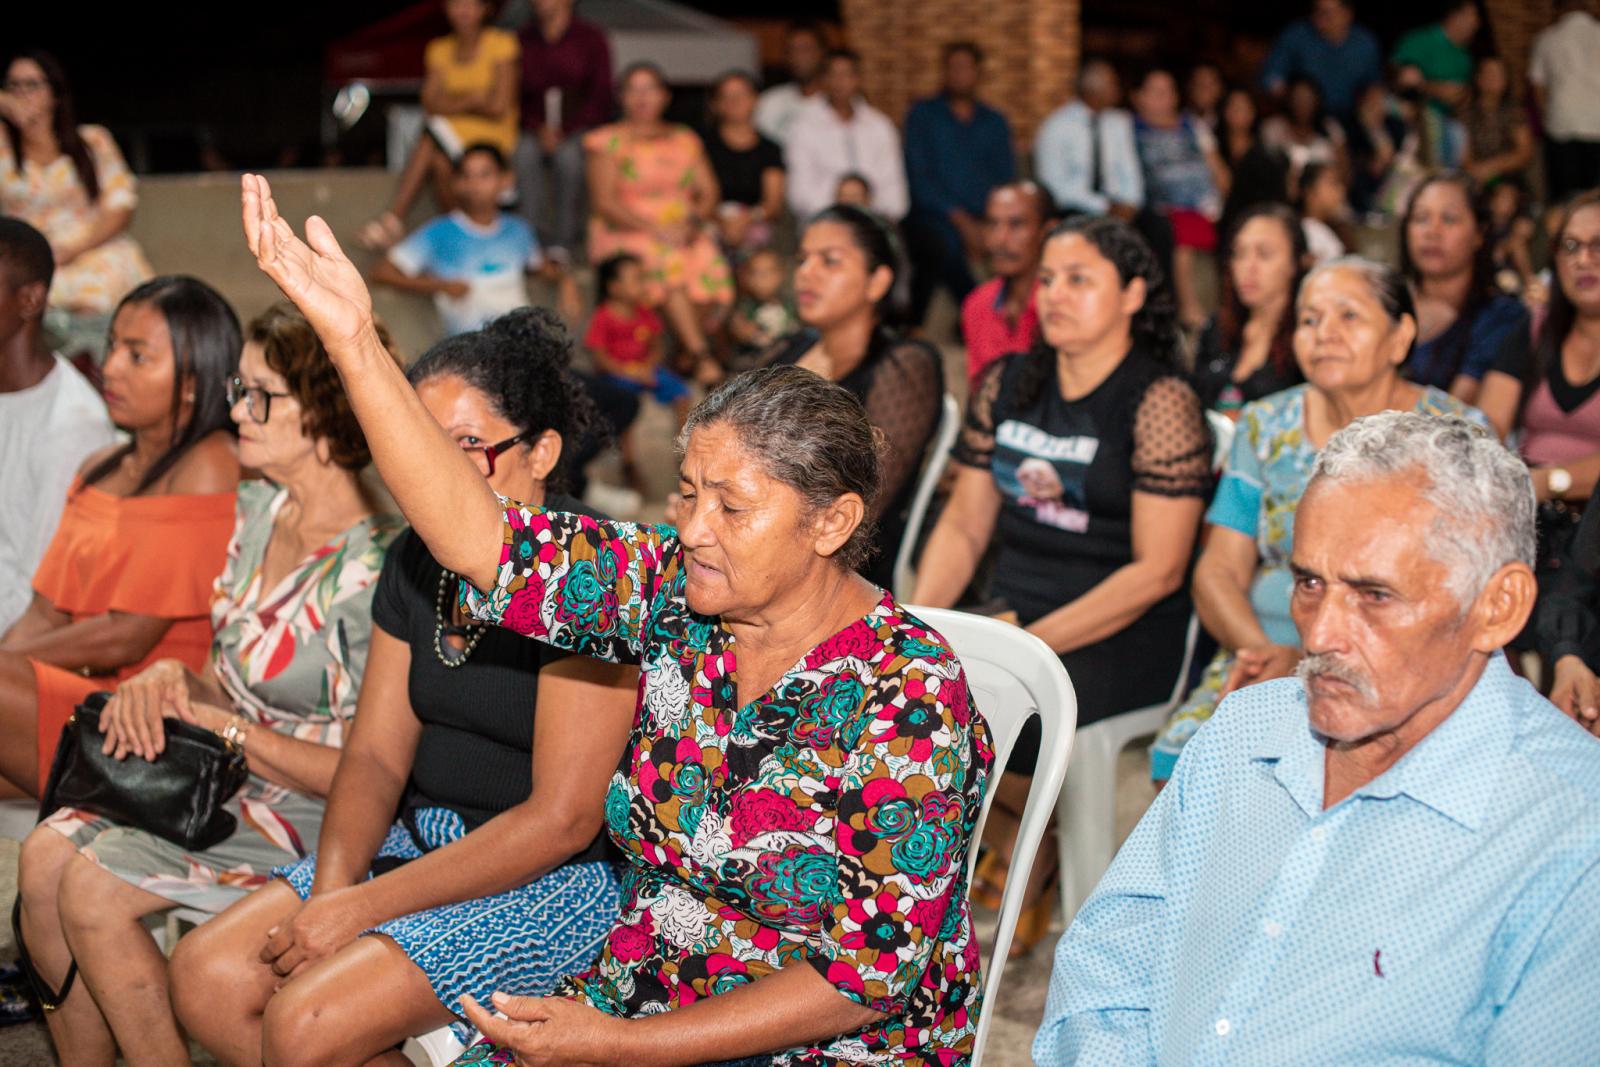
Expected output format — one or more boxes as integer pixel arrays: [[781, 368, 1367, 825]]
[[1485, 0, 1553, 90], [840, 0, 1080, 148]]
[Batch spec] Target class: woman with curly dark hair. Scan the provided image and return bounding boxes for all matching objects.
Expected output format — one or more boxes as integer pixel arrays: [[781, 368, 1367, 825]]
[[170, 308, 640, 1066], [1400, 172, 1530, 405], [1192, 202, 1308, 416], [14, 301, 405, 1066], [913, 214, 1212, 951]]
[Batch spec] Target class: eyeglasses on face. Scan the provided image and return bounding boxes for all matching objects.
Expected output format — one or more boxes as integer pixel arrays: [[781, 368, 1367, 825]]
[[226, 376, 293, 424], [2, 79, 48, 95], [460, 431, 532, 477], [1558, 236, 1600, 262]]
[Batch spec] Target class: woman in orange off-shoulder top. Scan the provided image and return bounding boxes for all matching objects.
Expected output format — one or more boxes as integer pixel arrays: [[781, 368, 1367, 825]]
[[0, 275, 241, 794]]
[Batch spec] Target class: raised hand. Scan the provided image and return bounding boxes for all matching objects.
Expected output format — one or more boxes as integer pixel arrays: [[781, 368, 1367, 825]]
[[240, 173, 374, 353]]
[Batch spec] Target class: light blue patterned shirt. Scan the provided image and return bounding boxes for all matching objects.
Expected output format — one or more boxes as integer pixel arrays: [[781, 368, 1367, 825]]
[[1036, 653, 1600, 1066]]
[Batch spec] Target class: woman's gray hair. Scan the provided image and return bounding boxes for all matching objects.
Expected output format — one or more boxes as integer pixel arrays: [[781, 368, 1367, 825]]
[[1311, 412, 1534, 605], [1298, 255, 1417, 328], [677, 365, 885, 570]]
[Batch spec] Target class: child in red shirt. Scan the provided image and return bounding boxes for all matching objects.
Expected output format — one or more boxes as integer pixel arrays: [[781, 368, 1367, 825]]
[[585, 253, 691, 488]]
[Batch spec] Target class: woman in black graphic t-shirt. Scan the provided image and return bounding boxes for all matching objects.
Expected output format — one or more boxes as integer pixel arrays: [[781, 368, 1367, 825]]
[[913, 215, 1210, 946]]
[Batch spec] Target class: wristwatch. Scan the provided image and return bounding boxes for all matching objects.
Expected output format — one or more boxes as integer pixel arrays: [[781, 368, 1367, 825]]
[[1549, 467, 1573, 497]]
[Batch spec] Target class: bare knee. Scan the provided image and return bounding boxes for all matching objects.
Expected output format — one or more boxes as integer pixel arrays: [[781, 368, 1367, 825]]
[[56, 853, 142, 937], [17, 825, 77, 920], [170, 920, 263, 1031], [261, 982, 338, 1067]]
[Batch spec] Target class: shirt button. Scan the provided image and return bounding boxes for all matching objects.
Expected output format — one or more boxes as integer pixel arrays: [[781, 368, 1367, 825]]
[[1263, 919, 1283, 938], [1311, 826, 1326, 842], [1215, 1018, 1232, 1037]]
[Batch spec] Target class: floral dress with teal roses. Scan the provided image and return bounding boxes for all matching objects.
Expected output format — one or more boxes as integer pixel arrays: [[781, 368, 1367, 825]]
[[1148, 383, 1487, 781], [450, 500, 993, 1067]]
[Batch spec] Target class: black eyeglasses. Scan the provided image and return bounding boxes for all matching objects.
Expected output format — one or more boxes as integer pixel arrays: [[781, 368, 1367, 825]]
[[1558, 236, 1600, 262], [226, 376, 293, 424], [460, 431, 532, 477], [1, 78, 48, 95]]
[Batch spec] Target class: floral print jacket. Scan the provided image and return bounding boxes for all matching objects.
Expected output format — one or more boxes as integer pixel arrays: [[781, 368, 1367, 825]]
[[463, 501, 992, 1065]]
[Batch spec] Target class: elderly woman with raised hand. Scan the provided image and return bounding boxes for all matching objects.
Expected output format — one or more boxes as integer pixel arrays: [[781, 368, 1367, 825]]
[[240, 173, 992, 1067], [913, 215, 1212, 951], [170, 309, 639, 1066], [15, 303, 401, 1067], [1150, 256, 1488, 782]]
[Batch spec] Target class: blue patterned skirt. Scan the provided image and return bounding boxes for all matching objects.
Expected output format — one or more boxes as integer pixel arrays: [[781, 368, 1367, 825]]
[[276, 807, 621, 1042]]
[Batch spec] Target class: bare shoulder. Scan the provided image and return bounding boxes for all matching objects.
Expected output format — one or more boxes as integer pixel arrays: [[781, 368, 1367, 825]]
[[165, 431, 241, 494], [75, 441, 125, 479]]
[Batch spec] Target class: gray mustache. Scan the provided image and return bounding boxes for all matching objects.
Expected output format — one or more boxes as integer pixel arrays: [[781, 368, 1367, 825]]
[[1296, 653, 1377, 703]]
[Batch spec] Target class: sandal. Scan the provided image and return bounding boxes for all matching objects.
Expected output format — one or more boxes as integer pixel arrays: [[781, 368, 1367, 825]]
[[356, 211, 405, 252]]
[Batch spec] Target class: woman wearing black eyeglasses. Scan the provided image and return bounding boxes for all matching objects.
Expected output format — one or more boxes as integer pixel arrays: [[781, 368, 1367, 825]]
[[1478, 190, 1600, 486], [169, 307, 639, 1066]]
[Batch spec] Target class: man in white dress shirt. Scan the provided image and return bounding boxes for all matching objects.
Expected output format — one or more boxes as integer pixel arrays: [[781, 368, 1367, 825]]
[[0, 218, 116, 633], [753, 21, 828, 147], [784, 50, 909, 222]]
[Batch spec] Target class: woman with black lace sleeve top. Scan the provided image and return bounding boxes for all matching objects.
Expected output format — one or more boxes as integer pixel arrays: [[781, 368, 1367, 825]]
[[761, 205, 944, 589], [912, 215, 1210, 949]]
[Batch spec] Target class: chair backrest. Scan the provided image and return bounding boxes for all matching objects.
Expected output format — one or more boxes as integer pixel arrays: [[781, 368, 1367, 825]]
[[906, 605, 1077, 1065], [1205, 408, 1235, 473], [893, 394, 962, 600]]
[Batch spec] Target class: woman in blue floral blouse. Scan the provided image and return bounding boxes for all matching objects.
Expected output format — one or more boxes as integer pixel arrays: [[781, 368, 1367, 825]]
[[241, 174, 992, 1066]]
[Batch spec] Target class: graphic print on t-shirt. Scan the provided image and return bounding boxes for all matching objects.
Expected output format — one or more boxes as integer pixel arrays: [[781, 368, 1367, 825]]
[[993, 418, 1099, 532]]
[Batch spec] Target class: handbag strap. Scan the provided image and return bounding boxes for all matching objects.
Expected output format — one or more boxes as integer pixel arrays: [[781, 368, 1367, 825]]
[[9, 897, 77, 1012]]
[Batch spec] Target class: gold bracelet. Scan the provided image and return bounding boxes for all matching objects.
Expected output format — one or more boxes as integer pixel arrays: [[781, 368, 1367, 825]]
[[221, 715, 250, 754]]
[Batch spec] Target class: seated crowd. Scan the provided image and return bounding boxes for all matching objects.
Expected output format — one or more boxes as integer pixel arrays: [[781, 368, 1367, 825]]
[[3, 0, 1600, 1063]]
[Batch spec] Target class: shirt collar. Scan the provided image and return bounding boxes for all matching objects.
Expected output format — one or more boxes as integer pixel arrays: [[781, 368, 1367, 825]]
[[1251, 652, 1523, 830]]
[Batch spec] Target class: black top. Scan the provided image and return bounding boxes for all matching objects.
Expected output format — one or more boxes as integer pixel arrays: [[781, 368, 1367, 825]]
[[1537, 479, 1600, 666], [373, 493, 613, 862], [1190, 317, 1303, 414], [954, 348, 1211, 723], [764, 328, 945, 589], [702, 126, 784, 207]]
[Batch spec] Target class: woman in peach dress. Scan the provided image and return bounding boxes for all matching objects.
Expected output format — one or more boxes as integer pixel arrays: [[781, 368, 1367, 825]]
[[585, 63, 733, 380], [0, 51, 152, 327]]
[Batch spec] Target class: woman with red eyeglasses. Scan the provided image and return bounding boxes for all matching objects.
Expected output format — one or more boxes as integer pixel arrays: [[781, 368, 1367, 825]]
[[170, 308, 639, 1066]]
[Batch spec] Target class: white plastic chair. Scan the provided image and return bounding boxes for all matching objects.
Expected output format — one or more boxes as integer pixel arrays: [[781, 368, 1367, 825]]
[[1055, 613, 1199, 924], [892, 394, 962, 601], [909, 605, 1077, 1065], [405, 606, 1077, 1067], [403, 1026, 465, 1066]]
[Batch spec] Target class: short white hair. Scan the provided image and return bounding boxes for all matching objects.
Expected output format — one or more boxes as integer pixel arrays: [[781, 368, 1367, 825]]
[[1310, 412, 1535, 605]]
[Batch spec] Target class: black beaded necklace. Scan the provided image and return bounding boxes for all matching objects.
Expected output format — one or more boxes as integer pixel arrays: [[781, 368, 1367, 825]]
[[433, 567, 487, 668]]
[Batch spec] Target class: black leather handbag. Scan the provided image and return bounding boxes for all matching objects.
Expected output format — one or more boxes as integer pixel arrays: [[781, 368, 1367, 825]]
[[40, 691, 250, 852]]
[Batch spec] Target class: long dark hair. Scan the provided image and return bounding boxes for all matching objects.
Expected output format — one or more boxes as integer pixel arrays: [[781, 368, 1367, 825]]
[[1217, 202, 1308, 380], [1398, 171, 1496, 385], [408, 307, 599, 493], [1012, 215, 1177, 410], [1525, 190, 1600, 410], [82, 276, 242, 494], [3, 50, 99, 201]]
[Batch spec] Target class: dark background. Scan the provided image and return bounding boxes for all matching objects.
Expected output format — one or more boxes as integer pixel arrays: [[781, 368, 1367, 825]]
[[9, 0, 1483, 173]]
